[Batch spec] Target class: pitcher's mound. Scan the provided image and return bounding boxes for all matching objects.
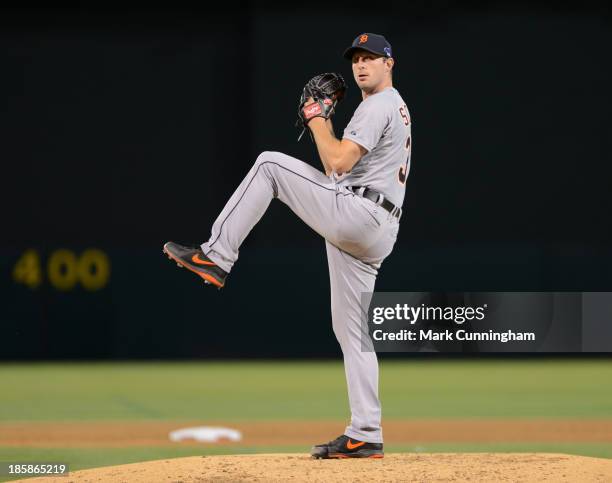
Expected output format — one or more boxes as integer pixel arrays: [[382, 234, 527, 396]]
[[20, 453, 612, 482]]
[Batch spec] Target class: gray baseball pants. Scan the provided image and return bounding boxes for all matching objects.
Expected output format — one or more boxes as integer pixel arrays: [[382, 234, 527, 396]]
[[201, 151, 400, 443]]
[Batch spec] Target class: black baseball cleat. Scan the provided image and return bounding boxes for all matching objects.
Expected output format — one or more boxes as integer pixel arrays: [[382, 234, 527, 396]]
[[163, 242, 228, 289], [310, 434, 383, 459]]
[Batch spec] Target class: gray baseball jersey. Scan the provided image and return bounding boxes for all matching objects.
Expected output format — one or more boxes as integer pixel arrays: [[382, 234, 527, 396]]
[[199, 85, 411, 445], [337, 86, 412, 207]]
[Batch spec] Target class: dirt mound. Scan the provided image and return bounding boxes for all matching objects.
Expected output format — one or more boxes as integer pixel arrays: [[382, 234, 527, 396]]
[[19, 453, 612, 482]]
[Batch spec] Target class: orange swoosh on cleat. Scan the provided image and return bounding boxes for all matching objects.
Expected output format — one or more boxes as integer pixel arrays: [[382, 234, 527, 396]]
[[192, 254, 216, 266], [346, 440, 366, 450]]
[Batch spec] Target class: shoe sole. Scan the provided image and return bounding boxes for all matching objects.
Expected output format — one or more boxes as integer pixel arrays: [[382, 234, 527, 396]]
[[163, 245, 224, 289], [312, 452, 384, 460]]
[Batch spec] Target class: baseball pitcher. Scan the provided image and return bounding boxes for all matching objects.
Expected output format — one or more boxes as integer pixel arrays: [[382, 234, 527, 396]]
[[163, 32, 411, 459]]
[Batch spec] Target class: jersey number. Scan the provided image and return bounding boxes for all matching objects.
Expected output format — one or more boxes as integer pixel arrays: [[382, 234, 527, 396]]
[[398, 105, 411, 185]]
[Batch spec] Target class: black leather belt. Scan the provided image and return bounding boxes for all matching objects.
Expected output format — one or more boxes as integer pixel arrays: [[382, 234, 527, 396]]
[[347, 186, 402, 219]]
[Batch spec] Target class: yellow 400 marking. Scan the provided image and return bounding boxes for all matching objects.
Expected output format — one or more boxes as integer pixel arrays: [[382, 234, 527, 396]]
[[13, 249, 110, 291]]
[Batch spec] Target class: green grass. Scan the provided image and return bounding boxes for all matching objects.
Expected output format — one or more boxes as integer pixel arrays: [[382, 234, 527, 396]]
[[0, 360, 611, 480], [0, 360, 611, 421]]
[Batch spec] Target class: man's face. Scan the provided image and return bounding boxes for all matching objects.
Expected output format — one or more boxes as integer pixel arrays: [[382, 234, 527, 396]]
[[351, 50, 392, 91]]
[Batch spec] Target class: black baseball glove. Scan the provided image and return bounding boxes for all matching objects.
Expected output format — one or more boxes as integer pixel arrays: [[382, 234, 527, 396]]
[[296, 72, 347, 142]]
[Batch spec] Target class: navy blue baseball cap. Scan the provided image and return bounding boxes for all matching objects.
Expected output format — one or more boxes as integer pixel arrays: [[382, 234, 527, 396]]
[[343, 33, 393, 60]]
